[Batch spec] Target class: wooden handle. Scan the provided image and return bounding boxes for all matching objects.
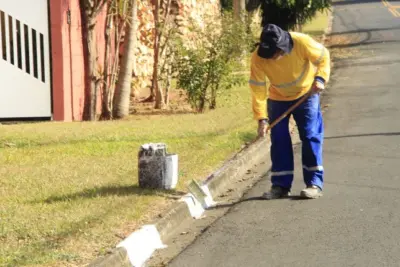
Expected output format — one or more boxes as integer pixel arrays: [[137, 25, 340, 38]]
[[238, 91, 313, 154], [265, 90, 313, 133]]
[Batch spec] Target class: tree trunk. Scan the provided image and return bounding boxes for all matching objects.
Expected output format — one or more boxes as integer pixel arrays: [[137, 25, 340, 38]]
[[153, 0, 165, 109], [148, 86, 156, 102], [198, 63, 212, 113], [81, 13, 98, 121], [100, 5, 113, 120], [233, 0, 245, 21], [164, 66, 171, 106], [109, 6, 125, 111], [296, 22, 303, 32], [198, 80, 209, 113], [198, 89, 207, 113], [80, 0, 107, 121], [210, 84, 218, 110], [113, 0, 137, 119]]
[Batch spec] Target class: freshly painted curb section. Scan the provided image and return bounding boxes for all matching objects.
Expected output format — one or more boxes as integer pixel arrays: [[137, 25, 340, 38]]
[[88, 12, 334, 267]]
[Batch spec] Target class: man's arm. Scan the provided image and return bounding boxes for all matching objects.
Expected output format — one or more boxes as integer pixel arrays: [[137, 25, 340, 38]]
[[301, 35, 331, 84], [249, 52, 268, 121]]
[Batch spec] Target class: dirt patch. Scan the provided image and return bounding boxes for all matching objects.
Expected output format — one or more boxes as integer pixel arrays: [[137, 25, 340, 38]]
[[325, 33, 362, 60], [131, 89, 194, 115]]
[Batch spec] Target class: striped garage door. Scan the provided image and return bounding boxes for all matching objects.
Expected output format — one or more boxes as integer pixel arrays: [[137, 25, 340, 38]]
[[0, 0, 51, 119]]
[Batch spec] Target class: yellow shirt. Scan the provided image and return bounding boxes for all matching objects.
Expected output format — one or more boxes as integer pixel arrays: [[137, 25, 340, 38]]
[[249, 32, 330, 120]]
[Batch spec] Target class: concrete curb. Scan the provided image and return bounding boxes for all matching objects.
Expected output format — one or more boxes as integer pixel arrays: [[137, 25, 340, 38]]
[[205, 137, 269, 197], [89, 247, 129, 267], [88, 12, 334, 267]]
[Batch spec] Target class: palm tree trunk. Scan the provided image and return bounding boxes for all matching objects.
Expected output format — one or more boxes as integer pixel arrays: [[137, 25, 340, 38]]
[[112, 0, 137, 119]]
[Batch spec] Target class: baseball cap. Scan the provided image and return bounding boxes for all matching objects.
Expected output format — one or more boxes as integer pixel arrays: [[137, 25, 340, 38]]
[[257, 24, 293, 59]]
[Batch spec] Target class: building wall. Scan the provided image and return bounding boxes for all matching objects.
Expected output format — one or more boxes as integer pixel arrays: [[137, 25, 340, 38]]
[[50, 0, 107, 121]]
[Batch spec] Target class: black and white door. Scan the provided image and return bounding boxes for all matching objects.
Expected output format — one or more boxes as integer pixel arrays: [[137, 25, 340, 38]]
[[0, 0, 52, 119]]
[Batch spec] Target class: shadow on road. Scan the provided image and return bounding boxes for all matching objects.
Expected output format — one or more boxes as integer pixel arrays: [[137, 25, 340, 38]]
[[333, 0, 384, 6], [207, 197, 264, 210], [329, 39, 400, 49], [329, 26, 400, 36], [208, 195, 310, 209], [326, 12, 400, 49]]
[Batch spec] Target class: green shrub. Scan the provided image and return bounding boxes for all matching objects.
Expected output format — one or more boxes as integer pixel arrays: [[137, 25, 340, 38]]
[[172, 12, 253, 112]]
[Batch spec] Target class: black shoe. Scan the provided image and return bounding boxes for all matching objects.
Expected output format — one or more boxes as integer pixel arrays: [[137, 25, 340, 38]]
[[262, 185, 291, 200]]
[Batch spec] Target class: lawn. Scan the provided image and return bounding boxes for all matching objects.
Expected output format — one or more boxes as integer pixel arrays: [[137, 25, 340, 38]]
[[0, 11, 331, 267], [302, 10, 331, 37], [0, 82, 257, 266]]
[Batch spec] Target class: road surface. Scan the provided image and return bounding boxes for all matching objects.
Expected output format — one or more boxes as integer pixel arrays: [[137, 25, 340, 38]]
[[168, 1, 400, 266]]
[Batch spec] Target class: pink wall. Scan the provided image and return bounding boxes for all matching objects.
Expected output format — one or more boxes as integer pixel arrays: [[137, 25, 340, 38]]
[[50, 0, 107, 121]]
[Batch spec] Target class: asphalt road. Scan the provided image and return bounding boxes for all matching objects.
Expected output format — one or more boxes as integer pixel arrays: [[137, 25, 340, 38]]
[[168, 1, 400, 266]]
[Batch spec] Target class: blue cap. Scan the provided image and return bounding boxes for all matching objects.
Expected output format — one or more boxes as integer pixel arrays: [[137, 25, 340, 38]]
[[257, 24, 293, 59]]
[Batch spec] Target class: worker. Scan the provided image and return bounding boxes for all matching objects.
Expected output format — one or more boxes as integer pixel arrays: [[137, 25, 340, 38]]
[[249, 24, 330, 199]]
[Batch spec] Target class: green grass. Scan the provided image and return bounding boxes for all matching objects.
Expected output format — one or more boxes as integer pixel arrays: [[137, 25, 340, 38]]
[[302, 10, 330, 37], [0, 82, 257, 267]]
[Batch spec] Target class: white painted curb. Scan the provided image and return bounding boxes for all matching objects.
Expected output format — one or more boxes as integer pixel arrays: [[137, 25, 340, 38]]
[[116, 225, 167, 267]]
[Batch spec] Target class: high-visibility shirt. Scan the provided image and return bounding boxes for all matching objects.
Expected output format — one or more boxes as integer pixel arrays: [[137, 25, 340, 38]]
[[249, 32, 330, 120]]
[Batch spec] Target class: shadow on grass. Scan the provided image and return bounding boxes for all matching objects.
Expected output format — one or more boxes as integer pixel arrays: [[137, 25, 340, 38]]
[[38, 185, 186, 204], [8, 198, 135, 266]]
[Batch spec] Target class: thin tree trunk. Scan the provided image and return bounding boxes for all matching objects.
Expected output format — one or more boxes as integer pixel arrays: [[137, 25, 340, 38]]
[[113, 0, 137, 119], [100, 5, 113, 120], [109, 0, 128, 111], [198, 89, 207, 113], [80, 0, 107, 121], [159, 0, 172, 107], [142, 0, 172, 104], [210, 84, 218, 110], [164, 66, 171, 106], [88, 19, 98, 121], [198, 76, 210, 112], [148, 84, 155, 102], [81, 15, 98, 121], [109, 17, 121, 109], [153, 0, 165, 109], [198, 63, 212, 112], [233, 0, 246, 21]]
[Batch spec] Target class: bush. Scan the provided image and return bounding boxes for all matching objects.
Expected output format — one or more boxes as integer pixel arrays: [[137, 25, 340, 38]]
[[172, 12, 253, 112]]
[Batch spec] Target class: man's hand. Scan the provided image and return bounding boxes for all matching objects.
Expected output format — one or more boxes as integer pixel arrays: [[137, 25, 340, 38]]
[[312, 77, 325, 94], [258, 119, 268, 138]]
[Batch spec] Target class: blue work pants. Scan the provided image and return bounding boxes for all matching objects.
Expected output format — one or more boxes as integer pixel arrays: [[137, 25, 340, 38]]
[[267, 93, 324, 190]]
